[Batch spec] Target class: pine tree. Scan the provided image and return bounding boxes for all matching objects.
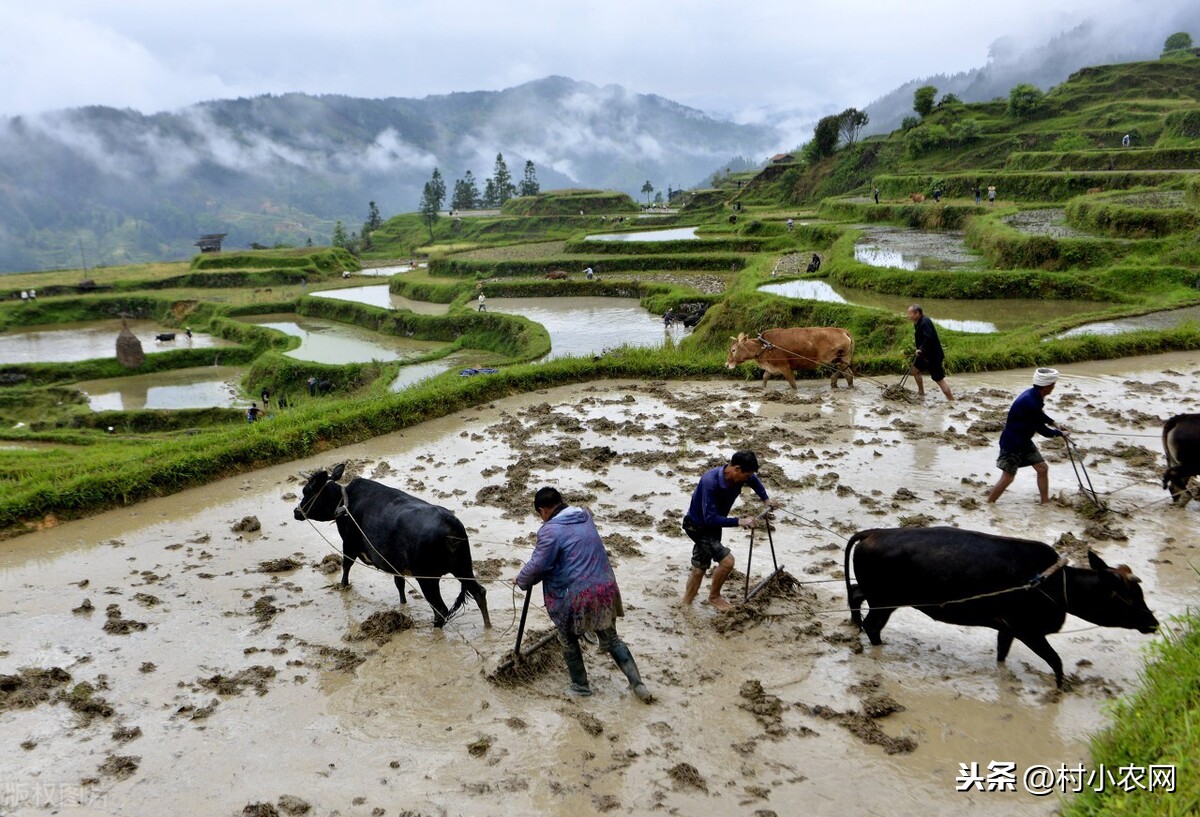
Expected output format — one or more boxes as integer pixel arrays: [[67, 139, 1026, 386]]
[[364, 201, 383, 232], [332, 221, 349, 249], [491, 153, 516, 205], [418, 182, 439, 240], [482, 178, 499, 209], [452, 172, 480, 211], [518, 160, 540, 197], [429, 168, 446, 211]]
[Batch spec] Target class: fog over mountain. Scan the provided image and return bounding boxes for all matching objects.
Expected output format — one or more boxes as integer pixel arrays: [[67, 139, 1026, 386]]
[[0, 77, 775, 273]]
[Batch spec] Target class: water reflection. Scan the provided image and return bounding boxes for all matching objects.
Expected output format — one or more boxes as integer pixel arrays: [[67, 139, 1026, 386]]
[[237, 314, 445, 364], [311, 285, 449, 315], [759, 280, 1111, 334], [76, 366, 246, 411], [1056, 305, 1200, 338], [0, 319, 234, 364], [852, 225, 977, 271], [585, 228, 699, 242], [486, 296, 685, 359]]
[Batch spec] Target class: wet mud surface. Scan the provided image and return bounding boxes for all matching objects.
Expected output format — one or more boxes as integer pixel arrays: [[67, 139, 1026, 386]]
[[3, 352, 1199, 815]]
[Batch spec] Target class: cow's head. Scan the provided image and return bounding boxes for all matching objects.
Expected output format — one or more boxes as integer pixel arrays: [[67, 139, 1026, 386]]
[[294, 463, 346, 522], [1162, 465, 1195, 507], [1083, 551, 1158, 634], [726, 333, 759, 368]]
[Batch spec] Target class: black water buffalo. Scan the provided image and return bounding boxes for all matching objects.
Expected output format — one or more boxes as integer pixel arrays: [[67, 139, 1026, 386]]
[[294, 464, 491, 629], [1162, 413, 1200, 506], [844, 527, 1157, 687], [155, 333, 175, 342]]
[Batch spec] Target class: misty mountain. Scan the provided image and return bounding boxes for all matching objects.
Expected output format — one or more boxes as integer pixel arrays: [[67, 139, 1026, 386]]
[[861, 10, 1200, 135], [0, 77, 779, 272]]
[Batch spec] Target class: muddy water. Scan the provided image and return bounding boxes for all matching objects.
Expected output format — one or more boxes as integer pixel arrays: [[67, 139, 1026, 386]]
[[312, 285, 449, 315], [1004, 209, 1097, 239], [237, 314, 446, 364], [74, 366, 246, 411], [358, 262, 425, 276], [1056, 304, 1200, 339], [853, 226, 979, 271], [2, 353, 1197, 816], [485, 296, 685, 359], [0, 320, 234, 364], [760, 280, 1111, 333], [585, 227, 698, 241]]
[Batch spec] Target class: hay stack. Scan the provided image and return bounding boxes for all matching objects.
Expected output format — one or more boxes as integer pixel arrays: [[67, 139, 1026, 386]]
[[115, 321, 145, 369]]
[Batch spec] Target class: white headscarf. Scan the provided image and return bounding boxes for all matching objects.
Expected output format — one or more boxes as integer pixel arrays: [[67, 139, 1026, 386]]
[[1032, 367, 1059, 387]]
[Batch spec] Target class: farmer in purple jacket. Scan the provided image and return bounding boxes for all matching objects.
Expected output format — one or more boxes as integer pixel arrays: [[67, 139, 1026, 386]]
[[517, 487, 652, 702]]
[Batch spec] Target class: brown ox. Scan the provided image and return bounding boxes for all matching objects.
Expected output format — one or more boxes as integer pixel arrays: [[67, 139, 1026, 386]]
[[726, 328, 855, 389], [1087, 186, 1104, 194], [545, 270, 570, 280], [909, 193, 926, 203]]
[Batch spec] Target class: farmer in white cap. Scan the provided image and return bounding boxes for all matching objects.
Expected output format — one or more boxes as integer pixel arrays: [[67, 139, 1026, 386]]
[[986, 368, 1068, 504]]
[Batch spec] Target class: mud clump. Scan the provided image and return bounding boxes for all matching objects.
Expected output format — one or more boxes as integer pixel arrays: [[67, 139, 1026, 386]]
[[897, 514, 935, 528], [0, 667, 72, 711], [98, 753, 140, 780], [862, 694, 905, 719], [198, 665, 277, 697], [258, 557, 302, 573], [112, 726, 142, 743], [711, 570, 807, 635], [233, 516, 262, 533], [667, 762, 708, 793], [252, 595, 281, 624], [64, 681, 115, 721], [485, 628, 563, 687], [1055, 532, 1090, 563], [605, 533, 644, 559], [608, 508, 655, 528], [346, 610, 415, 645], [314, 554, 341, 575], [242, 804, 280, 817], [73, 599, 94, 614], [573, 710, 604, 736], [738, 679, 788, 737], [467, 735, 493, 757], [472, 557, 505, 582], [277, 795, 312, 814], [803, 703, 916, 754], [1083, 521, 1128, 542], [103, 604, 148, 634]]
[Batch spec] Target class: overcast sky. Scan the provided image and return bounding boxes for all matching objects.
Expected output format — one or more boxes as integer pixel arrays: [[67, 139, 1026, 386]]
[[0, 0, 1192, 123]]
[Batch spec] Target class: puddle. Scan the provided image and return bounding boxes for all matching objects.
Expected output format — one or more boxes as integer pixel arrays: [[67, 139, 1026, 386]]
[[236, 314, 446, 364], [0, 352, 1196, 816], [75, 366, 247, 411], [760, 280, 1110, 333], [853, 226, 978, 270], [485, 296, 687, 359], [388, 357, 473, 392], [585, 227, 699, 241], [0, 320, 235, 364], [1056, 304, 1200, 338], [311, 285, 449, 315]]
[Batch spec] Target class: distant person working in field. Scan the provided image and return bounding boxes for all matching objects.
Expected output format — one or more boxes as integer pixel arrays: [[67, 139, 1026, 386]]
[[974, 184, 982, 205], [1122, 133, 1131, 147], [516, 486, 652, 702], [986, 368, 1068, 504], [988, 185, 997, 204], [907, 305, 953, 401], [477, 292, 487, 312], [681, 450, 780, 611]]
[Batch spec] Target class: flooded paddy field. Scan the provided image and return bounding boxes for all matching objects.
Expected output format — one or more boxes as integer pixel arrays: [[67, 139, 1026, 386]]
[[0, 320, 234, 365], [853, 226, 980, 271], [74, 366, 247, 411], [485, 296, 688, 359], [1056, 304, 1200, 339], [585, 227, 699, 242], [1, 352, 1196, 816], [236, 314, 446, 365], [1003, 209, 1099, 240], [311, 285, 450, 315], [760, 280, 1110, 333]]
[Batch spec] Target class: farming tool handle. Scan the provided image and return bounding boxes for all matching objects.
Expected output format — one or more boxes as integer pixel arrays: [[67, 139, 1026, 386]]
[[513, 588, 532, 661]]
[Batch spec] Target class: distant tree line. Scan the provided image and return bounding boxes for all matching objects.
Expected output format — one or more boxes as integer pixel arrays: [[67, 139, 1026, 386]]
[[439, 154, 540, 212]]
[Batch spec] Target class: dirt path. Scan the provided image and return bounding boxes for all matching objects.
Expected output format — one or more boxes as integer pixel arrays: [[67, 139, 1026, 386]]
[[2, 353, 1197, 816]]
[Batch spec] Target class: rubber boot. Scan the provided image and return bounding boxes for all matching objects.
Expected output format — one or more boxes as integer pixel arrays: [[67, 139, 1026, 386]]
[[609, 642, 653, 703], [563, 643, 592, 697]]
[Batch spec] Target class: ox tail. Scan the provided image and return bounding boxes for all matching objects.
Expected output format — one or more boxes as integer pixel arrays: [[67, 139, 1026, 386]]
[[443, 512, 479, 623], [844, 530, 869, 629]]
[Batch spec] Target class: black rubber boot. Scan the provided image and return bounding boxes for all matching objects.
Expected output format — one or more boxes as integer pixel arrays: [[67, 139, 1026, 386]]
[[609, 642, 653, 703], [563, 643, 592, 697]]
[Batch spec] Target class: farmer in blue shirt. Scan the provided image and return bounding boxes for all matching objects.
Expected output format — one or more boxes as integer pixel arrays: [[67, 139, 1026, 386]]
[[517, 487, 652, 702], [987, 368, 1068, 504], [681, 450, 780, 611]]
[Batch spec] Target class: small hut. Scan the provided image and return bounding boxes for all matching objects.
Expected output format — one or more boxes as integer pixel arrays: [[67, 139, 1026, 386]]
[[116, 320, 145, 369], [194, 233, 227, 253]]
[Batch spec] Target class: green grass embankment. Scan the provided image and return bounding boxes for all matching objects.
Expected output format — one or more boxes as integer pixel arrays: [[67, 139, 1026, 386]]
[[1062, 611, 1200, 817]]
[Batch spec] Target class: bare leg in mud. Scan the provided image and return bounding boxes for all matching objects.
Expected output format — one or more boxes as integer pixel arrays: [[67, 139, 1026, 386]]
[[707, 555, 735, 611]]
